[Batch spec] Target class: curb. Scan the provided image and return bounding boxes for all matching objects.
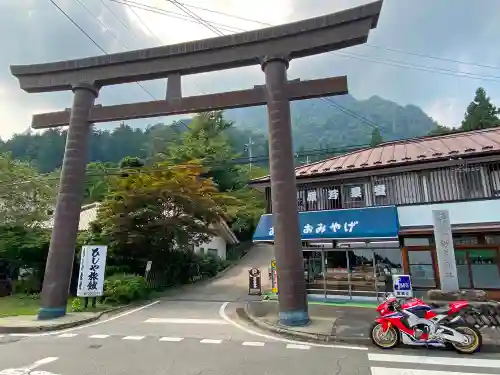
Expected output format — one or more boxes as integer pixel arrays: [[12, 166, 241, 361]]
[[0, 304, 131, 334], [237, 304, 500, 349]]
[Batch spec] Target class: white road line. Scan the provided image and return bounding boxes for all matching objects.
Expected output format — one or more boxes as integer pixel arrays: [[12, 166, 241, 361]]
[[200, 339, 222, 344], [11, 300, 161, 337], [286, 344, 310, 350], [26, 357, 59, 371], [218, 302, 368, 351], [58, 333, 78, 338], [368, 353, 500, 369], [371, 367, 489, 375], [89, 334, 110, 339], [159, 337, 184, 342], [122, 336, 145, 341], [145, 318, 229, 325], [242, 341, 265, 347]]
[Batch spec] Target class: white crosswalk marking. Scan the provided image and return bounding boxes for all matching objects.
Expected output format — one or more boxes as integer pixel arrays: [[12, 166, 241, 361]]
[[368, 353, 500, 369], [89, 334, 110, 339], [122, 336, 145, 341], [242, 342, 265, 346], [286, 344, 310, 350], [371, 368, 489, 375], [368, 352, 500, 375], [200, 339, 222, 344], [159, 337, 184, 342], [57, 333, 78, 338]]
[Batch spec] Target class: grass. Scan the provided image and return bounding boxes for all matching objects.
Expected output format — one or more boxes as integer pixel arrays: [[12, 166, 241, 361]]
[[0, 294, 113, 318]]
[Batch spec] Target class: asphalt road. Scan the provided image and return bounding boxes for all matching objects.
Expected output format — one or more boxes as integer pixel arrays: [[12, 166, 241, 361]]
[[1, 244, 499, 375]]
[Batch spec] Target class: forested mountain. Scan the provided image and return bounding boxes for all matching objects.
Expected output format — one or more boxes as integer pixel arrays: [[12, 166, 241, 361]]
[[0, 94, 438, 173], [225, 94, 437, 149]]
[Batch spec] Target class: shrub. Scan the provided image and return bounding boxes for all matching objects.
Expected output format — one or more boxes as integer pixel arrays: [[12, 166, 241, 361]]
[[103, 274, 148, 304], [71, 298, 83, 312]]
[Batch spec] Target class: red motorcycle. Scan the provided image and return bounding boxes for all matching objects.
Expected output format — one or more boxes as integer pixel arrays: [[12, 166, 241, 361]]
[[370, 293, 482, 354]]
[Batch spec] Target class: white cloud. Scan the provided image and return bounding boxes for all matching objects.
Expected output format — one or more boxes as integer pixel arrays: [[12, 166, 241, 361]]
[[425, 98, 463, 128]]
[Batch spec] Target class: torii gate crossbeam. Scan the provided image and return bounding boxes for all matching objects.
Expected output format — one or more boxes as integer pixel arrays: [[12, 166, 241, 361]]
[[10, 1, 383, 326]]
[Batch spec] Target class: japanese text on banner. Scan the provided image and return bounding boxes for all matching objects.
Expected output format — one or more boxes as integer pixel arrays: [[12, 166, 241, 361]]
[[77, 245, 108, 297]]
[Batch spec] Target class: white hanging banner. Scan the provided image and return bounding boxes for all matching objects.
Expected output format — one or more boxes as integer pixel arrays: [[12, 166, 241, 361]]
[[77, 245, 108, 297]]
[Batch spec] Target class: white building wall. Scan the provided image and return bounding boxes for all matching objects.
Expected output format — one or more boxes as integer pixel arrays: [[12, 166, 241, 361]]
[[397, 199, 500, 227], [194, 235, 227, 260]]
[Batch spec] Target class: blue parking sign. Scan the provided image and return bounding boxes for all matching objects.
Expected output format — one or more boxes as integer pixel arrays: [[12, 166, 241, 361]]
[[392, 275, 413, 297]]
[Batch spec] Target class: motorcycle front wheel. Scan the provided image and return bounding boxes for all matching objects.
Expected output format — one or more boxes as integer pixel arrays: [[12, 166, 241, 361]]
[[370, 322, 399, 349], [449, 324, 482, 354]]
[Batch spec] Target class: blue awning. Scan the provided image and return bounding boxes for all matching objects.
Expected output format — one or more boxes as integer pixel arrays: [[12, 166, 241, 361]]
[[253, 206, 399, 242]]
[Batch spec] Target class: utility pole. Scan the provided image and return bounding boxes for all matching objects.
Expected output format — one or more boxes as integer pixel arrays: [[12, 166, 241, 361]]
[[244, 137, 255, 171]]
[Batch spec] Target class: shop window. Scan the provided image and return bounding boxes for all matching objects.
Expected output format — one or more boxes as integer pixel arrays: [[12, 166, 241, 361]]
[[469, 250, 500, 289], [455, 250, 472, 289], [428, 166, 485, 202], [199, 247, 205, 254], [453, 236, 479, 246], [407, 251, 436, 287], [485, 235, 500, 245], [372, 173, 422, 205], [403, 237, 431, 247]]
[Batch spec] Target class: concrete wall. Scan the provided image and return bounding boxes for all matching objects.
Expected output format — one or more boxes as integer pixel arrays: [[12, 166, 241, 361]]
[[194, 236, 227, 260], [397, 199, 500, 227]]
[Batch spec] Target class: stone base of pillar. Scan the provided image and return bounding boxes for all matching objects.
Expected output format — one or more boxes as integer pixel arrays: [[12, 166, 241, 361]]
[[279, 310, 311, 327], [37, 306, 67, 320]]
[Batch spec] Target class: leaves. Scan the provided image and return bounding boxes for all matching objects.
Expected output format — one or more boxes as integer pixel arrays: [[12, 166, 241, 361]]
[[93, 161, 238, 264], [0, 152, 57, 227], [461, 87, 500, 131]]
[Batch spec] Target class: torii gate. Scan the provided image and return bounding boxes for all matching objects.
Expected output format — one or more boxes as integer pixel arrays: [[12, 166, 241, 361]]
[[10, 1, 383, 325]]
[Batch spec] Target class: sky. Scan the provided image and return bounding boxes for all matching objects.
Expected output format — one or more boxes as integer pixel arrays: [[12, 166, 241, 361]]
[[1, 0, 500, 140]]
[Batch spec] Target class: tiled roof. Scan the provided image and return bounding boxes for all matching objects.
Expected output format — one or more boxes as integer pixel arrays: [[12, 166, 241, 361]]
[[252, 127, 500, 182]]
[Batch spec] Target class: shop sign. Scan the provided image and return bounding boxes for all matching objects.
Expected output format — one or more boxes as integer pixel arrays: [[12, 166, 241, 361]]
[[248, 268, 262, 295], [432, 210, 459, 292], [252, 206, 399, 241], [392, 274, 413, 298]]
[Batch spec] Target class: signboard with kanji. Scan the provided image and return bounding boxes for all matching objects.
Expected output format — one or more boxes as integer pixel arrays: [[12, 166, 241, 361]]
[[248, 268, 262, 295], [77, 245, 108, 297]]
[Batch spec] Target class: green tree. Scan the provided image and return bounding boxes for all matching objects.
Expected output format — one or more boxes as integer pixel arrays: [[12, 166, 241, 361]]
[[163, 111, 266, 239], [0, 153, 57, 227], [164, 111, 244, 192], [83, 161, 117, 204], [461, 87, 500, 131], [370, 127, 383, 147], [91, 162, 237, 273]]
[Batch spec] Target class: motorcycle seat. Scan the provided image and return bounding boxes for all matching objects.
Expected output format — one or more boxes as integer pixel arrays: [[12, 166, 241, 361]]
[[431, 307, 449, 315]]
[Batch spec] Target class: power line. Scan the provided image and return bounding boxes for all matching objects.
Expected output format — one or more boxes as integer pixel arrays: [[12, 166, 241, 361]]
[[109, 0, 244, 33], [363, 44, 500, 71], [75, 0, 130, 50], [165, 0, 223, 36], [98, 0, 139, 42], [50, 0, 157, 101], [172, 0, 500, 71], [0, 144, 369, 188], [49, 0, 107, 54], [123, 0, 163, 45]]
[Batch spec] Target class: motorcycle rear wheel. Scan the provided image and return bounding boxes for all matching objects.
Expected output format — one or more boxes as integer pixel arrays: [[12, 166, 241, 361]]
[[449, 324, 482, 354], [370, 322, 399, 349]]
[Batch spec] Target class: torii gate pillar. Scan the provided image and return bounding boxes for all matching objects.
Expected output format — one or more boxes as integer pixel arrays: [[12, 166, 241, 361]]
[[262, 56, 308, 325], [38, 83, 98, 320]]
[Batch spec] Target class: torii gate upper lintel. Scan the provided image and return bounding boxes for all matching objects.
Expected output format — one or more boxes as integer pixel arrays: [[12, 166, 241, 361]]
[[10, 1, 383, 325]]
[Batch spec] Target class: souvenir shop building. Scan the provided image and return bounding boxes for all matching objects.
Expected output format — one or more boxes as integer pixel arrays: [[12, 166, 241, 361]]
[[250, 128, 500, 301]]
